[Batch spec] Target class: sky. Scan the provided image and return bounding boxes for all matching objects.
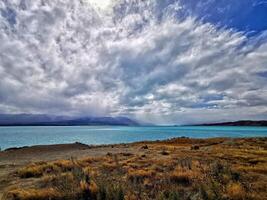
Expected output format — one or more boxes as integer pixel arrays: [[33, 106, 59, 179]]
[[0, 0, 267, 125]]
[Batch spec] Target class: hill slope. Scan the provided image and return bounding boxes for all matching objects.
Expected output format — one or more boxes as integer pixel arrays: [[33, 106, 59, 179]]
[[198, 120, 267, 126]]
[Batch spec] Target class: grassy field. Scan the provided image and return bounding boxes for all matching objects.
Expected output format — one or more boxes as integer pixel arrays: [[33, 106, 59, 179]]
[[0, 137, 266, 200]]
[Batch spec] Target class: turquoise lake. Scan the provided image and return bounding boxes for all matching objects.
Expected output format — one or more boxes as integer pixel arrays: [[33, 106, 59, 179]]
[[0, 126, 267, 150]]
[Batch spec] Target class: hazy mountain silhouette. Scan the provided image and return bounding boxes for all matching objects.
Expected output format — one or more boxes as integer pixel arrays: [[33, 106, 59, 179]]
[[196, 120, 267, 126], [0, 114, 139, 126]]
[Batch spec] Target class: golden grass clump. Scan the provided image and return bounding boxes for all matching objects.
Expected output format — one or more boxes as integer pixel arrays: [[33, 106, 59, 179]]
[[17, 161, 74, 178], [88, 181, 98, 196], [127, 169, 155, 183], [17, 159, 80, 178], [17, 165, 44, 178], [102, 162, 118, 172], [53, 160, 75, 171], [4, 188, 61, 200], [226, 182, 246, 200], [169, 166, 197, 185], [80, 180, 99, 199], [79, 156, 99, 166], [41, 172, 77, 191], [83, 166, 98, 177]]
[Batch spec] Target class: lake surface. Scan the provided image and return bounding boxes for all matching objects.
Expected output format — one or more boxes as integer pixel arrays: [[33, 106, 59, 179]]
[[0, 126, 267, 150]]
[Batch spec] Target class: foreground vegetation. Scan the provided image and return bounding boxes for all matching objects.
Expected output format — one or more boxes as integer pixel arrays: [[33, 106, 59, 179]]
[[1, 137, 267, 200]]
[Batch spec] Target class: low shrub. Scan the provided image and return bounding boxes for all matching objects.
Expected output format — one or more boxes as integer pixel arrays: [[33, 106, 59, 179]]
[[191, 145, 200, 150], [97, 184, 124, 200], [157, 190, 180, 200], [141, 145, 149, 150], [161, 150, 170, 156]]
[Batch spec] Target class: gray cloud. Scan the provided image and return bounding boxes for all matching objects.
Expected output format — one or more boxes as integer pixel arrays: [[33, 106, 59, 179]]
[[0, 0, 267, 124]]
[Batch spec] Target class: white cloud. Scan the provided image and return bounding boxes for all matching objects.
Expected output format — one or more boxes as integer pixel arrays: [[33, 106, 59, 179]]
[[86, 0, 113, 10], [0, 0, 267, 124]]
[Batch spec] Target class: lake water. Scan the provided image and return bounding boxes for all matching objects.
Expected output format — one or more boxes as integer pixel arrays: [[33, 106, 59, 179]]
[[0, 126, 267, 150]]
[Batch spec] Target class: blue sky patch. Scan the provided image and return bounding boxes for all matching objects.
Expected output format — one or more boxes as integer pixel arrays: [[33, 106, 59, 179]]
[[179, 0, 267, 35], [1, 7, 16, 26]]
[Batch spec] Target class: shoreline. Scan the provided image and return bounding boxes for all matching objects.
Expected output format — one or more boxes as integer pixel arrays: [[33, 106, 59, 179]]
[[1, 135, 267, 152]]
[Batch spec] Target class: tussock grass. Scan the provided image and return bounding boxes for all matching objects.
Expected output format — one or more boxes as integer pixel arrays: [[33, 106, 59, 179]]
[[168, 167, 198, 186], [4, 188, 61, 200], [3, 137, 267, 200], [17, 160, 76, 178], [127, 169, 155, 183], [226, 182, 246, 200], [235, 164, 267, 174]]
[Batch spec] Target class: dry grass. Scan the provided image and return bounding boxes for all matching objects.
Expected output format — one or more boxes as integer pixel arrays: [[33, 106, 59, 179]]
[[235, 163, 267, 174], [127, 169, 155, 183], [226, 182, 246, 200], [17, 160, 76, 178], [102, 162, 118, 172], [17, 165, 44, 178], [2, 137, 267, 200], [80, 180, 99, 199], [4, 188, 61, 200], [168, 166, 198, 185]]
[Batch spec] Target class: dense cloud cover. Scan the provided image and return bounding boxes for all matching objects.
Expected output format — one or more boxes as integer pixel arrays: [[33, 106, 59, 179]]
[[0, 0, 267, 124]]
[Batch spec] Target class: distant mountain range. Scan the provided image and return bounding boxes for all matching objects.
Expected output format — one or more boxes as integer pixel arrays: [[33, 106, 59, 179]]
[[1, 115, 266, 127], [0, 114, 139, 126], [197, 120, 267, 127]]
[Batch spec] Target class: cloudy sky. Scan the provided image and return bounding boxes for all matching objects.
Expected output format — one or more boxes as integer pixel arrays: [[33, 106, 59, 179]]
[[0, 0, 267, 124]]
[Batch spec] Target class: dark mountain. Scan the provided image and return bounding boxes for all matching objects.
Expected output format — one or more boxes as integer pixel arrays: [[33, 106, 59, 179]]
[[0, 114, 139, 126], [0, 114, 72, 125], [51, 117, 139, 126], [197, 120, 267, 127]]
